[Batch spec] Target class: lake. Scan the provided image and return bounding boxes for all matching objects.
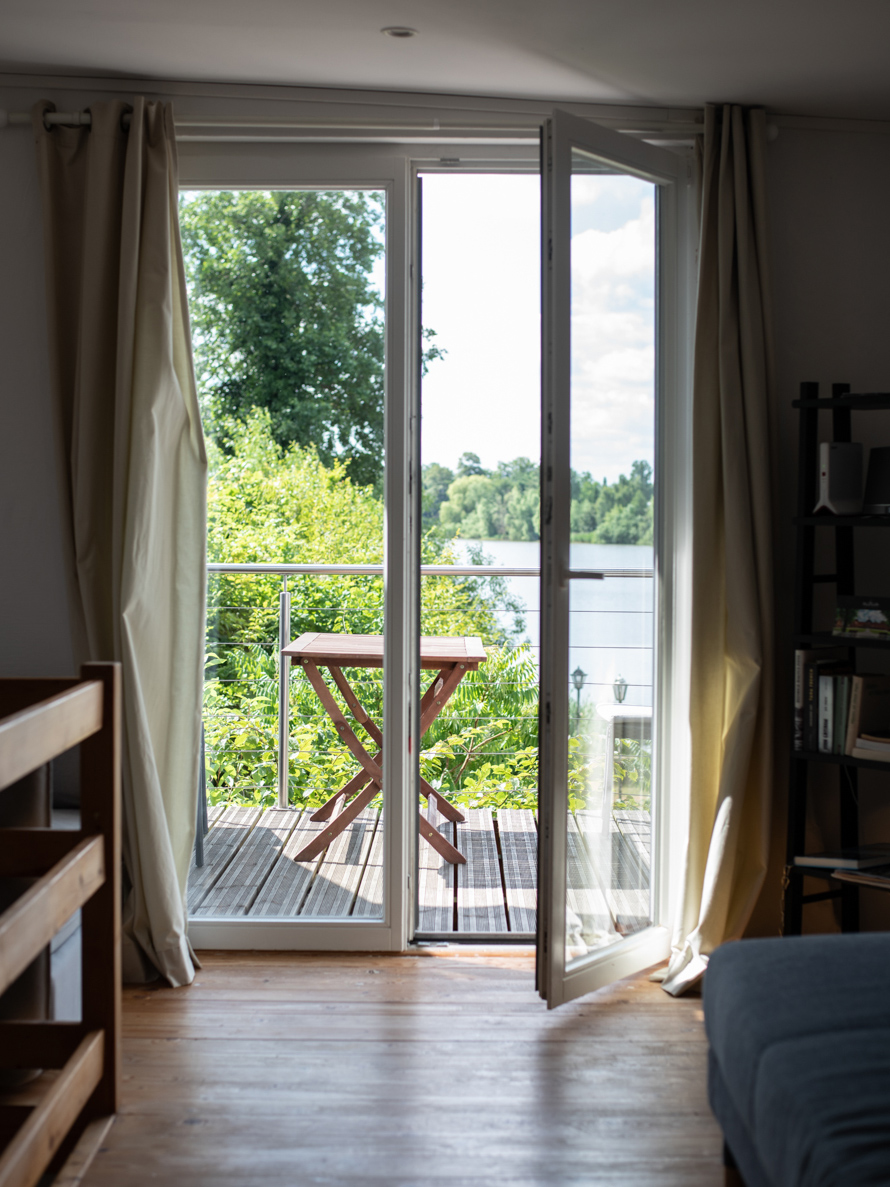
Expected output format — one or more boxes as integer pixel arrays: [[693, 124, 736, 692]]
[[456, 539, 653, 710]]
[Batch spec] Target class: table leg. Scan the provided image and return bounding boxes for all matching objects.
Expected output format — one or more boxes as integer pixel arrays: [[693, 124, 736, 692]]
[[421, 779, 465, 823], [420, 810, 466, 865], [294, 659, 473, 866], [293, 784, 381, 863], [310, 755, 380, 821]]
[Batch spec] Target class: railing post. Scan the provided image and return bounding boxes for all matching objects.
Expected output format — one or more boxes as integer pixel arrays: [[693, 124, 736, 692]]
[[278, 575, 291, 808]]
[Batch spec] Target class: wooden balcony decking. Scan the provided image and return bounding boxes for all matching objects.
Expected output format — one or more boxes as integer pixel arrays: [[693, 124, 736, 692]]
[[188, 803, 650, 937]]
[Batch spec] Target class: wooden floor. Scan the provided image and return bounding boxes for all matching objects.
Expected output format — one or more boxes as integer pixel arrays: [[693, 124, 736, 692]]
[[189, 805, 651, 938], [81, 950, 723, 1186]]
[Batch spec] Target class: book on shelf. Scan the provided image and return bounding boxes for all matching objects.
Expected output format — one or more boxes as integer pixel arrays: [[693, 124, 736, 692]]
[[851, 743, 890, 762], [793, 650, 849, 751], [845, 675, 890, 755], [794, 844, 890, 870], [832, 595, 890, 638], [831, 863, 890, 891]]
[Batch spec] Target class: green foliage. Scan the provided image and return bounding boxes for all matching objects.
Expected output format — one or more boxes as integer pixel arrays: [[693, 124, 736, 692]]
[[181, 190, 384, 488], [612, 738, 652, 811], [571, 460, 654, 545], [425, 456, 654, 544], [203, 411, 539, 809]]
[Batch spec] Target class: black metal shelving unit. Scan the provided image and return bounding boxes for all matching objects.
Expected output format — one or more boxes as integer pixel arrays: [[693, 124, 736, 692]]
[[784, 381, 890, 934]]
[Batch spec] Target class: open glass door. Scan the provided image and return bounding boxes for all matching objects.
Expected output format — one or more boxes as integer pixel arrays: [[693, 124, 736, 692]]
[[538, 110, 686, 1007]]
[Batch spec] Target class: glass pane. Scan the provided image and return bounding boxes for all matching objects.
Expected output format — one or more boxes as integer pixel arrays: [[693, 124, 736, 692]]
[[182, 188, 386, 920], [565, 152, 656, 963], [417, 173, 541, 935]]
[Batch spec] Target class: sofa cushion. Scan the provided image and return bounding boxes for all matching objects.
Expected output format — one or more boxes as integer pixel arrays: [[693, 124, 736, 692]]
[[753, 1028, 890, 1187], [704, 934, 890, 1129]]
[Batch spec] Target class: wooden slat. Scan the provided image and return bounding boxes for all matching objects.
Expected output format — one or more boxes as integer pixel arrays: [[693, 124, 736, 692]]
[[284, 633, 486, 669], [614, 809, 651, 879], [54, 1115, 115, 1187], [206, 803, 226, 829], [0, 1032, 104, 1187], [187, 805, 261, 911], [78, 661, 121, 1118], [417, 800, 454, 931], [301, 809, 377, 916], [0, 837, 104, 999], [0, 680, 81, 720], [0, 682, 102, 793], [496, 810, 537, 934], [351, 810, 384, 918], [248, 812, 331, 917], [567, 812, 620, 951], [192, 809, 301, 917], [0, 1023, 89, 1070], [456, 808, 508, 932], [0, 830, 85, 878]]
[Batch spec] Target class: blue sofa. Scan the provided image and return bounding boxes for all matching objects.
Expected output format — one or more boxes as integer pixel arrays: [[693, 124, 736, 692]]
[[704, 934, 890, 1187]]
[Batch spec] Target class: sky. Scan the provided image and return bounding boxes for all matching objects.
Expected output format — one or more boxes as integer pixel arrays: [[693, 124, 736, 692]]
[[418, 171, 655, 484]]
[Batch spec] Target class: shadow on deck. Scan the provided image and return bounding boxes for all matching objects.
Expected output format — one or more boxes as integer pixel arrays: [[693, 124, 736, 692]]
[[188, 804, 650, 937]]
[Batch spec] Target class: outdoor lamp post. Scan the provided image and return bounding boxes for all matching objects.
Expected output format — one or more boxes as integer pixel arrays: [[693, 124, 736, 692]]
[[613, 674, 628, 704], [571, 666, 586, 731]]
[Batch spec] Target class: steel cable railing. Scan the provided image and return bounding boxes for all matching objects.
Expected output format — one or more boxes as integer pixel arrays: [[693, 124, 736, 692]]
[[204, 563, 653, 808]]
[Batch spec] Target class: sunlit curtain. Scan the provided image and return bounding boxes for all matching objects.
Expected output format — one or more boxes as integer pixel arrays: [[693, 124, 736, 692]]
[[660, 105, 776, 996], [33, 98, 206, 987]]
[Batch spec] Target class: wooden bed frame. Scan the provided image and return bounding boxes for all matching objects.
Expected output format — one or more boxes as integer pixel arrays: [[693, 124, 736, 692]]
[[0, 663, 120, 1187]]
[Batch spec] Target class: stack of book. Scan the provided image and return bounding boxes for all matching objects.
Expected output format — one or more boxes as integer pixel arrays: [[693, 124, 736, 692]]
[[793, 845, 890, 892], [794, 657, 890, 758]]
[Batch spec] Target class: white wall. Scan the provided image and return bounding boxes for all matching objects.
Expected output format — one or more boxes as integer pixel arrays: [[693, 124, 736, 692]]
[[0, 86, 74, 676], [762, 125, 890, 934]]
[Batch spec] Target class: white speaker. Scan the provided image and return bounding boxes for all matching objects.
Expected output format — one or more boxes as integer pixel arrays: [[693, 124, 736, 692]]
[[814, 442, 862, 515]]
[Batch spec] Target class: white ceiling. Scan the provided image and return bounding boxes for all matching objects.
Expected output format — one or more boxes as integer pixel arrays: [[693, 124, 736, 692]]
[[3, 0, 890, 119]]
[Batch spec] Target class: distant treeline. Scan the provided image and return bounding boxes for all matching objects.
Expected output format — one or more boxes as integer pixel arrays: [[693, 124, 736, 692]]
[[423, 454, 654, 545]]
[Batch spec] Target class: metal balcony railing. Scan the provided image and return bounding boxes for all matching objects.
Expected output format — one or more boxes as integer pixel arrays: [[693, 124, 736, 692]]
[[204, 562, 654, 809]]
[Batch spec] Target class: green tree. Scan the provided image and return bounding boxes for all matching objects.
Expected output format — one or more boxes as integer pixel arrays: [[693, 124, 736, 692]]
[[204, 410, 541, 810], [181, 190, 386, 486], [421, 462, 455, 531]]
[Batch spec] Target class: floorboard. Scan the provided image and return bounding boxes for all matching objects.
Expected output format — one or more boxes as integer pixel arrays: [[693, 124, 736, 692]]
[[351, 809, 384, 918], [496, 807, 537, 933], [187, 805, 262, 911], [192, 808, 300, 917], [301, 808, 377, 916], [190, 805, 653, 936], [456, 807, 508, 933], [247, 811, 329, 917], [81, 951, 723, 1187], [417, 802, 454, 931]]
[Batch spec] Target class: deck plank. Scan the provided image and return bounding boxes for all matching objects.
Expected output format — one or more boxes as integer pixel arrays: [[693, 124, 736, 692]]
[[496, 809, 537, 933], [301, 809, 377, 917], [567, 811, 620, 952], [456, 808, 508, 933], [206, 803, 226, 829], [352, 810, 384, 918], [417, 801, 454, 932], [248, 810, 332, 916], [187, 805, 262, 912], [192, 808, 301, 917]]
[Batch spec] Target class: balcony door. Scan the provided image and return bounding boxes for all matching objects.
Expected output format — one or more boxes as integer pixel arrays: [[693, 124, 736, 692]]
[[537, 112, 689, 1007]]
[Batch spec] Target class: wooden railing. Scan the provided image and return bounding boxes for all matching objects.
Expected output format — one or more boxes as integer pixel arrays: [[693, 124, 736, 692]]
[[0, 663, 120, 1187]]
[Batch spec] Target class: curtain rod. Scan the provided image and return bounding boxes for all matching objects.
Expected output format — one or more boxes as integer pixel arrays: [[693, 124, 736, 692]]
[[0, 108, 703, 139]]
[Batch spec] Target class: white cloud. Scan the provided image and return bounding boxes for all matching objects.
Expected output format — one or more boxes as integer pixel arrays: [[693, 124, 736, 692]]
[[418, 172, 655, 483]]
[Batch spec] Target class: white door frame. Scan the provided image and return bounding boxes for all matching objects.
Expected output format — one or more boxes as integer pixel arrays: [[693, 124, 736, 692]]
[[537, 111, 695, 1006], [180, 125, 692, 956], [182, 143, 415, 951]]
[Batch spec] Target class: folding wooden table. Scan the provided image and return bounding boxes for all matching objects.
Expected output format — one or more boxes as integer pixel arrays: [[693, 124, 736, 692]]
[[282, 633, 487, 864]]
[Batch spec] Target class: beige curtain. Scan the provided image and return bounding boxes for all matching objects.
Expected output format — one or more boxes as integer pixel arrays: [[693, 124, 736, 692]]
[[661, 105, 776, 996], [33, 99, 207, 987]]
